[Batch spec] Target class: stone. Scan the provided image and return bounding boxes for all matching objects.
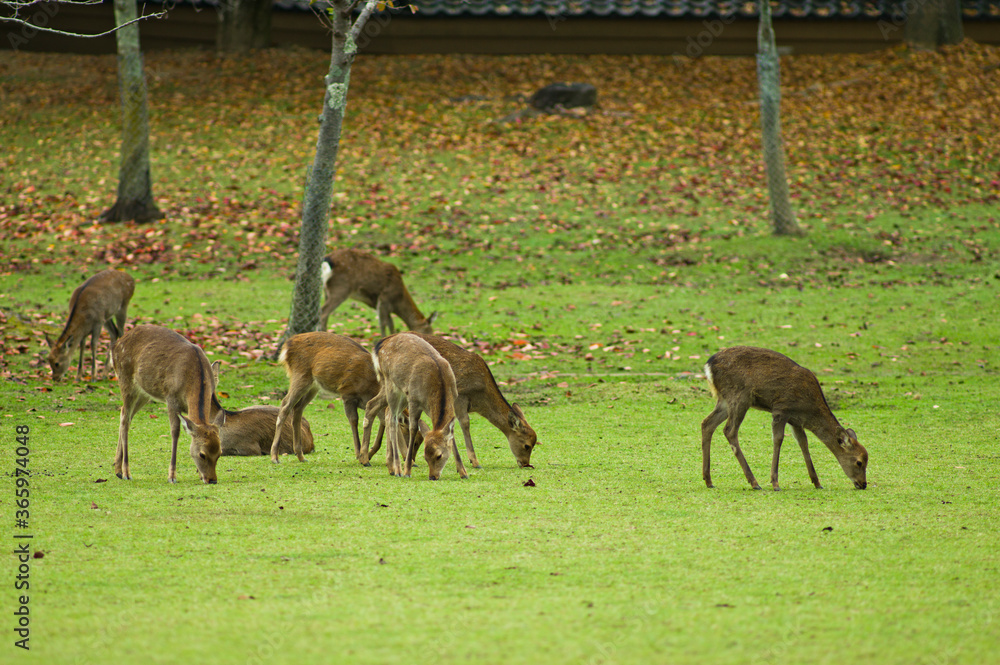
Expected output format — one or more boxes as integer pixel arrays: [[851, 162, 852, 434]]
[[529, 82, 598, 111]]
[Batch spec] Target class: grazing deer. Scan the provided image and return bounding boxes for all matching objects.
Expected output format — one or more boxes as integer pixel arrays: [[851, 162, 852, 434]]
[[269, 332, 385, 464], [318, 248, 437, 336], [112, 324, 222, 484], [701, 346, 868, 491], [367, 332, 460, 480], [216, 405, 315, 457], [364, 333, 537, 469], [45, 268, 135, 381], [363, 404, 427, 471]]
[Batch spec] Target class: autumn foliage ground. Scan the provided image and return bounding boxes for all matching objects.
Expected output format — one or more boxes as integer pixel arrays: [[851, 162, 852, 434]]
[[1, 41, 999, 664]]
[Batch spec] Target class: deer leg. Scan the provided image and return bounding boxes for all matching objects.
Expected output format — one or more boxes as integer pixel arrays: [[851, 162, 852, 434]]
[[318, 283, 351, 332], [369, 420, 385, 461], [76, 337, 87, 381], [402, 422, 415, 478], [167, 405, 182, 483], [271, 383, 316, 462], [360, 391, 387, 464], [455, 397, 480, 469], [89, 324, 101, 381], [103, 320, 120, 379], [792, 425, 822, 489], [343, 398, 368, 466], [388, 409, 403, 476], [115, 395, 146, 481], [451, 434, 469, 480], [290, 407, 306, 463], [722, 405, 760, 490], [269, 399, 291, 463], [701, 401, 728, 489], [770, 416, 787, 491], [375, 297, 395, 337], [402, 408, 424, 478]]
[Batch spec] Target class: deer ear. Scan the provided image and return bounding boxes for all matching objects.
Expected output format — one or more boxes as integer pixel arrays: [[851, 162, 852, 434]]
[[180, 415, 195, 435], [427, 311, 439, 326], [839, 429, 858, 450], [508, 403, 525, 431], [44, 332, 55, 348], [211, 361, 221, 382]]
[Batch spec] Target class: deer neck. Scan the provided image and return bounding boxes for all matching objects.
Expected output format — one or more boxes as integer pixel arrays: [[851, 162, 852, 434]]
[[185, 352, 218, 426], [392, 288, 427, 328]]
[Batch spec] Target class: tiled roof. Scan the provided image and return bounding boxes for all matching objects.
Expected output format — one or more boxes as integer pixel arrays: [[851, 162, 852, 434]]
[[324, 0, 994, 18], [173, 0, 1000, 18]]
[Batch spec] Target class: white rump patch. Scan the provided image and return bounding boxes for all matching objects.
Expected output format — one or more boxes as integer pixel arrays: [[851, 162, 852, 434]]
[[704, 363, 719, 398], [320, 259, 333, 285]]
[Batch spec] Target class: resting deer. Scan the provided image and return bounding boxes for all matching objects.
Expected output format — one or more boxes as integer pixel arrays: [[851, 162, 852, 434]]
[[112, 324, 222, 484], [367, 332, 461, 480], [701, 346, 868, 491], [363, 333, 537, 469], [216, 405, 315, 457], [269, 332, 385, 464], [318, 248, 437, 336], [45, 268, 135, 381]]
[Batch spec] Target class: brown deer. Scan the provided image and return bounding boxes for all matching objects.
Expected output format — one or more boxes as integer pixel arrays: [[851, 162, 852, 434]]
[[364, 333, 537, 469], [318, 248, 437, 336], [367, 332, 460, 480], [216, 405, 315, 457], [363, 404, 427, 471], [45, 268, 135, 381], [269, 332, 385, 464], [701, 346, 868, 491], [112, 324, 222, 484]]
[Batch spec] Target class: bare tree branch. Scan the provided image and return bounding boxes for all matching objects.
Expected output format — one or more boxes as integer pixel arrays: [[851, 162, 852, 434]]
[[1, 0, 165, 38], [349, 0, 381, 41]]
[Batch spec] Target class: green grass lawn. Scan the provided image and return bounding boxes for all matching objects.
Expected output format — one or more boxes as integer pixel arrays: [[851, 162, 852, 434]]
[[2, 43, 999, 664]]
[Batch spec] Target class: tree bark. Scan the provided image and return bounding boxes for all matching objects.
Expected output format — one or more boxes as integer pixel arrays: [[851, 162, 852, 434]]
[[217, 0, 272, 52], [756, 0, 803, 237], [100, 0, 162, 224], [277, 0, 356, 346], [904, 0, 964, 50]]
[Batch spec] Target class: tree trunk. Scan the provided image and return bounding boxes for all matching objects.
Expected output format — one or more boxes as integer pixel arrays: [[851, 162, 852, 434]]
[[100, 0, 162, 224], [756, 0, 803, 237], [277, 0, 356, 347], [904, 0, 964, 50], [217, 0, 272, 52]]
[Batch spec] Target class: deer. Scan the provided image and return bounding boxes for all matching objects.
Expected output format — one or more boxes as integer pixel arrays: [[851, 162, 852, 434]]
[[269, 331, 386, 465], [366, 332, 461, 480], [362, 333, 537, 469], [45, 268, 135, 382], [700, 346, 868, 491], [318, 248, 437, 336], [111, 324, 222, 484], [216, 405, 315, 457]]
